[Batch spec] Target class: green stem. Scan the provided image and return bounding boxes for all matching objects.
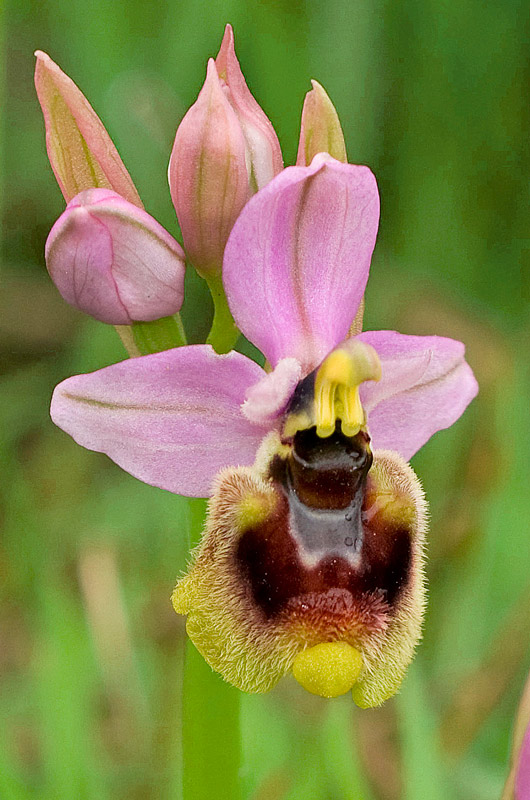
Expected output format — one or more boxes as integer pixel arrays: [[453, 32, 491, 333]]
[[182, 499, 241, 800], [320, 700, 374, 800], [182, 642, 241, 800], [115, 313, 187, 357], [205, 274, 240, 354]]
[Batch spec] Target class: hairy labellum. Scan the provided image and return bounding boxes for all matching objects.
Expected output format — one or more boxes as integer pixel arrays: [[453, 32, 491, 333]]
[[173, 426, 427, 705]]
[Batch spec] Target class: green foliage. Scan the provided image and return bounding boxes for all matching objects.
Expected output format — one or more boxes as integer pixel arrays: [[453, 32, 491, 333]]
[[1, 0, 528, 797]]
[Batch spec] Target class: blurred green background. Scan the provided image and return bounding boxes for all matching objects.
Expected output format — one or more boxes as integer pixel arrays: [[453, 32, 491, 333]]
[[1, 0, 529, 798]]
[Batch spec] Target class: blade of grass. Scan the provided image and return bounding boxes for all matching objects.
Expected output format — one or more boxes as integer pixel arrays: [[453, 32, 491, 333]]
[[182, 641, 241, 800], [35, 575, 110, 800], [396, 661, 448, 800], [181, 498, 241, 800], [0, 724, 34, 800], [321, 700, 375, 800], [240, 694, 290, 799]]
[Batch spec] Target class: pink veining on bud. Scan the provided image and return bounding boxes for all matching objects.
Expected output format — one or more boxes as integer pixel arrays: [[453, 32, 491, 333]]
[[169, 25, 283, 276], [168, 59, 249, 276], [215, 24, 283, 191], [45, 188, 186, 325], [34, 51, 142, 207], [296, 80, 347, 166]]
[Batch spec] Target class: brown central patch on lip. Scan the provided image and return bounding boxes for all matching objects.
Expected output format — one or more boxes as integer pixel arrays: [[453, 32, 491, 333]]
[[235, 427, 413, 627], [285, 425, 372, 509]]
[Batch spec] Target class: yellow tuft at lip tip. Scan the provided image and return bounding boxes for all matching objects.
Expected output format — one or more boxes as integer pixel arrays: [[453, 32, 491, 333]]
[[292, 642, 364, 698]]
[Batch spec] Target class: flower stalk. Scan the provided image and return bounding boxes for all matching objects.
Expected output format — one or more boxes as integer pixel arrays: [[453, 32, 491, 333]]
[[182, 640, 241, 800], [116, 314, 187, 357], [181, 498, 241, 800], [205, 273, 240, 354]]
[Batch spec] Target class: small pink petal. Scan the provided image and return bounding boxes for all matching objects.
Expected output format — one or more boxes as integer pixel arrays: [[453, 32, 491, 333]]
[[51, 346, 269, 498], [215, 24, 283, 189], [169, 59, 249, 276], [45, 189, 186, 324], [223, 154, 380, 373], [358, 330, 478, 459], [516, 721, 530, 800], [242, 358, 302, 425], [34, 51, 142, 206]]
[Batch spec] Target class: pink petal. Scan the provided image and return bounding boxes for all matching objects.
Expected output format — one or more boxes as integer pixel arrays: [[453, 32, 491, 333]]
[[34, 51, 142, 206], [223, 154, 379, 374], [358, 330, 478, 459], [215, 24, 283, 189], [51, 346, 269, 497], [168, 59, 249, 277], [45, 189, 186, 324], [241, 358, 302, 425], [516, 721, 530, 800]]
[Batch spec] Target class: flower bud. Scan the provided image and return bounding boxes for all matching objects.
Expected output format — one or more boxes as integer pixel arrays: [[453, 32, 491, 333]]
[[296, 80, 347, 166], [34, 51, 142, 207], [45, 189, 186, 324], [169, 25, 282, 277], [215, 24, 283, 191]]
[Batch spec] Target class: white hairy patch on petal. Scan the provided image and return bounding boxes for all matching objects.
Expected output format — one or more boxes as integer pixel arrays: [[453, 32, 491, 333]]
[[241, 357, 302, 425]]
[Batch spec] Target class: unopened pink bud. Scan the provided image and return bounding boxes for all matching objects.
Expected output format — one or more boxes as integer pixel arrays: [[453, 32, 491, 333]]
[[215, 24, 283, 191], [169, 59, 249, 277], [169, 26, 283, 277], [45, 189, 185, 324], [34, 52, 142, 207], [296, 80, 347, 167]]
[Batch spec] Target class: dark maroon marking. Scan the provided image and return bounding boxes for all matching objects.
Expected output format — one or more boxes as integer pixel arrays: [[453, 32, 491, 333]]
[[236, 426, 412, 619], [285, 369, 316, 421], [288, 425, 372, 509]]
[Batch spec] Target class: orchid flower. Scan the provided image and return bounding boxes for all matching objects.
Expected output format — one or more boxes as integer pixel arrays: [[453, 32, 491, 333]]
[[50, 152, 478, 704]]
